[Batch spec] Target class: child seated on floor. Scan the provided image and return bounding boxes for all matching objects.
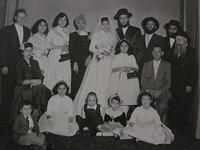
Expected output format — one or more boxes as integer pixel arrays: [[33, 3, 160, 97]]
[[13, 100, 45, 148], [119, 92, 174, 145], [76, 92, 104, 136], [97, 95, 126, 136], [38, 80, 78, 136]]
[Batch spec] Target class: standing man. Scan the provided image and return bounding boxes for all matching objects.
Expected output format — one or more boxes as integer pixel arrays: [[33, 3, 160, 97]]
[[114, 8, 141, 61], [163, 20, 182, 62], [138, 17, 164, 76], [170, 31, 197, 130], [0, 9, 30, 133]]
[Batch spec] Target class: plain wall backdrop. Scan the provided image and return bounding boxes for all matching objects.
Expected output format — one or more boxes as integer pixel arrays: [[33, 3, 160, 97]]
[[17, 0, 180, 36]]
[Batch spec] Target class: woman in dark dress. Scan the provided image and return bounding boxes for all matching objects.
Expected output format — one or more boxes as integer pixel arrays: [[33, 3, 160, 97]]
[[10, 42, 51, 123], [69, 14, 92, 99]]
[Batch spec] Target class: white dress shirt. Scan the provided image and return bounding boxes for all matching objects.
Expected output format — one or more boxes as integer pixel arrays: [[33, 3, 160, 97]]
[[145, 33, 153, 48], [169, 38, 175, 48], [122, 26, 129, 35], [15, 23, 24, 44], [24, 114, 34, 129], [153, 59, 161, 79], [87, 104, 97, 110]]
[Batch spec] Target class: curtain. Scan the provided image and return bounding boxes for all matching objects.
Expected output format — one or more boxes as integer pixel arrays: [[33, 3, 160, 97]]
[[0, 0, 8, 29]]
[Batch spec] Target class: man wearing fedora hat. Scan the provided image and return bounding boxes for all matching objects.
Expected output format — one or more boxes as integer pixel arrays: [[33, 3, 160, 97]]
[[163, 20, 182, 62], [170, 30, 197, 130], [114, 8, 141, 61]]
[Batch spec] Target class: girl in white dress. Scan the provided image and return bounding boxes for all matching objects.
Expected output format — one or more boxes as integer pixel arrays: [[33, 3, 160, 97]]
[[109, 39, 140, 114], [75, 16, 117, 115], [120, 92, 174, 145], [43, 12, 71, 90], [38, 81, 78, 136], [28, 19, 50, 74]]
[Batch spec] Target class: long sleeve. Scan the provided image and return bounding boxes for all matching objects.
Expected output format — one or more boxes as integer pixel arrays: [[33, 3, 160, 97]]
[[128, 108, 138, 123], [16, 61, 25, 85], [46, 97, 54, 115], [89, 33, 98, 54], [130, 55, 138, 69], [161, 63, 171, 93], [0, 28, 9, 67], [67, 98, 73, 117], [141, 62, 150, 91]]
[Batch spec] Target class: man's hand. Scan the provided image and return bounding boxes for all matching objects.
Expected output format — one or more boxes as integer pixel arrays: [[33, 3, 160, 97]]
[[1, 66, 8, 75], [73, 62, 79, 74], [186, 86, 192, 93]]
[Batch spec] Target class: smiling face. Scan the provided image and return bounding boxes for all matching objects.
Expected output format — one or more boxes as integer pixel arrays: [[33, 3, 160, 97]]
[[101, 20, 110, 33], [22, 47, 33, 60], [20, 105, 32, 116], [58, 16, 67, 28], [119, 14, 129, 27], [87, 95, 97, 107], [38, 21, 47, 34], [141, 95, 152, 109], [120, 41, 129, 54], [152, 47, 163, 61], [76, 20, 86, 31], [146, 20, 156, 32], [57, 84, 67, 97], [15, 12, 26, 26]]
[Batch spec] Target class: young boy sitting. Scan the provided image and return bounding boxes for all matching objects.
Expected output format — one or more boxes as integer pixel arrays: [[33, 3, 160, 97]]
[[141, 45, 171, 122], [13, 100, 45, 147]]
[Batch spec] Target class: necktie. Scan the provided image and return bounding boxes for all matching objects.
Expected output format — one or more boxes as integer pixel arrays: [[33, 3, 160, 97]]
[[26, 116, 29, 126]]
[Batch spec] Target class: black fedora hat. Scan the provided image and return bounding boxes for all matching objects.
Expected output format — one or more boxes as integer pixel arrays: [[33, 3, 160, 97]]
[[164, 20, 182, 30], [141, 17, 160, 30], [114, 8, 132, 20], [175, 30, 190, 42]]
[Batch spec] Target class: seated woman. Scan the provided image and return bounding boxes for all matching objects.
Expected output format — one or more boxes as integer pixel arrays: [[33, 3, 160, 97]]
[[10, 42, 51, 123]]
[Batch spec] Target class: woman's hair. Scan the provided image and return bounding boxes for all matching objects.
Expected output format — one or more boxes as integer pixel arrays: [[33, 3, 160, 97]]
[[108, 95, 122, 107], [31, 19, 49, 35], [137, 91, 155, 107], [52, 12, 69, 27], [115, 39, 132, 55], [52, 80, 69, 95], [101, 17, 109, 23], [13, 9, 27, 23], [19, 100, 33, 111], [85, 92, 98, 104]]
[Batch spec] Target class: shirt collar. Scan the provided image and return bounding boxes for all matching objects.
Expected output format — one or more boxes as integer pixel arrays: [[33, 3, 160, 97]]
[[87, 104, 97, 110], [15, 23, 23, 29]]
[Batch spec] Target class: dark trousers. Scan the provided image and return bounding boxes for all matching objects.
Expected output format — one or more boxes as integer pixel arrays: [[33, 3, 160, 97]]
[[76, 115, 99, 133]]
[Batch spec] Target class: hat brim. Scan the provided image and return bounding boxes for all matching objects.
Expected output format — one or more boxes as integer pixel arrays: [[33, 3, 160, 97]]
[[114, 12, 132, 20], [141, 17, 160, 30]]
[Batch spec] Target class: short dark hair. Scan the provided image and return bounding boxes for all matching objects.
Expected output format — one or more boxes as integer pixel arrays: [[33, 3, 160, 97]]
[[13, 9, 27, 23], [52, 80, 69, 95], [152, 45, 163, 51], [31, 19, 49, 35], [19, 100, 32, 111], [101, 17, 109, 23], [52, 12, 69, 27], [137, 91, 155, 107], [24, 42, 33, 49], [85, 92, 98, 104], [108, 95, 122, 106], [115, 39, 132, 55]]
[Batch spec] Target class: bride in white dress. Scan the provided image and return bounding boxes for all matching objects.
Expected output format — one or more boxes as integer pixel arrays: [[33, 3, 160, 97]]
[[43, 12, 71, 90], [75, 16, 118, 115]]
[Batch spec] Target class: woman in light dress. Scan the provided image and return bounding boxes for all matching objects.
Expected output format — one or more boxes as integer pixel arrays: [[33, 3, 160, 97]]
[[28, 19, 50, 75], [75, 16, 118, 115], [43, 12, 71, 90]]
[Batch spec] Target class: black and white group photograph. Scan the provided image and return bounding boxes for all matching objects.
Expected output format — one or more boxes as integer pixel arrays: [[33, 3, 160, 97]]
[[0, 0, 199, 149]]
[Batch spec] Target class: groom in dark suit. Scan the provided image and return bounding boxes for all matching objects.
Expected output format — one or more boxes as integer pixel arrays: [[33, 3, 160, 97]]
[[114, 8, 141, 62], [0, 9, 30, 133]]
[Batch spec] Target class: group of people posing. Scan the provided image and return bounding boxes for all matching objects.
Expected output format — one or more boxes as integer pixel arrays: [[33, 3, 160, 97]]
[[0, 7, 197, 149]]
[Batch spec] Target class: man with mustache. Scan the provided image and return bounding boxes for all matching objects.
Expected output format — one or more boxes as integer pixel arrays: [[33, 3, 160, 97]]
[[170, 31, 197, 130], [163, 20, 182, 62], [114, 8, 141, 61], [138, 17, 164, 77]]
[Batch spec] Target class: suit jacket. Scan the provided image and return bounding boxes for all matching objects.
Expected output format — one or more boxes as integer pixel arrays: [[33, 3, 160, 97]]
[[171, 46, 197, 93], [141, 60, 171, 96], [0, 24, 30, 67], [13, 113, 39, 143], [116, 25, 141, 58], [163, 37, 176, 62]]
